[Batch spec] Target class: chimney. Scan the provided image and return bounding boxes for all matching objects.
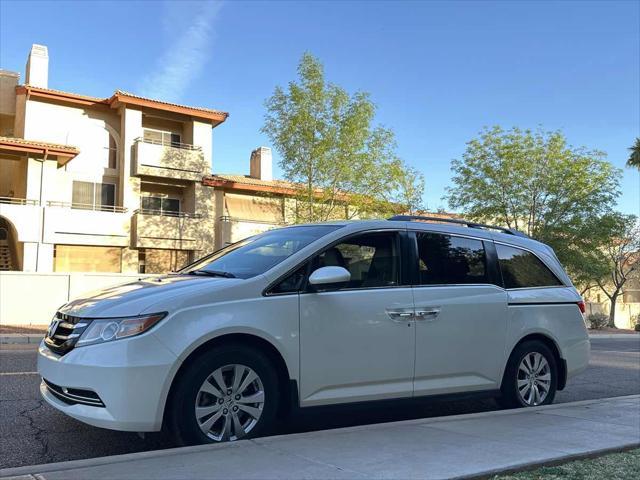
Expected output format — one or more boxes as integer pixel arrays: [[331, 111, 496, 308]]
[[25, 44, 49, 88], [0, 70, 19, 118], [249, 147, 273, 181]]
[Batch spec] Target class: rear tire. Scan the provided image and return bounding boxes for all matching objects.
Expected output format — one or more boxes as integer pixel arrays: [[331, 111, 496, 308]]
[[167, 344, 279, 445], [497, 340, 557, 409]]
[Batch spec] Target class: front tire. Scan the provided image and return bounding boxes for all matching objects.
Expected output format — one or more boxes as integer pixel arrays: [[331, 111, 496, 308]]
[[167, 345, 279, 445], [498, 340, 557, 409]]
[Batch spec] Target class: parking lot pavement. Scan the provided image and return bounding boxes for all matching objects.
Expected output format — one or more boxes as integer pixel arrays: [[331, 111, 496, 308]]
[[0, 336, 638, 469]]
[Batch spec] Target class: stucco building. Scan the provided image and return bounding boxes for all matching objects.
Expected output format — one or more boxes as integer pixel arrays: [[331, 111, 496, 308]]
[[0, 44, 290, 274]]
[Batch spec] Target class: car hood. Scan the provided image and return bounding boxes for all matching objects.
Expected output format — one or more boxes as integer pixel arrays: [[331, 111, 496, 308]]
[[58, 275, 242, 318]]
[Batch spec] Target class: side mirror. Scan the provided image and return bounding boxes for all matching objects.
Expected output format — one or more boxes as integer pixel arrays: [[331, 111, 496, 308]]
[[308, 266, 351, 286]]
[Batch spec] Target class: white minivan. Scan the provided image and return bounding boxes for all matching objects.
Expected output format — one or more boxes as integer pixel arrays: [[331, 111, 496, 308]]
[[38, 216, 590, 444]]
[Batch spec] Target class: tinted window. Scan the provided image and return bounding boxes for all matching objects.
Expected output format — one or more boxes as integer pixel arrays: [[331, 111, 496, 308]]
[[180, 225, 341, 279], [416, 233, 487, 285], [496, 244, 562, 289], [97, 183, 115, 208], [269, 264, 308, 294], [314, 232, 400, 289]]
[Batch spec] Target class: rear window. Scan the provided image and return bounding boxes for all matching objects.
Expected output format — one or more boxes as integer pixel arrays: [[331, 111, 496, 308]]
[[496, 244, 562, 289]]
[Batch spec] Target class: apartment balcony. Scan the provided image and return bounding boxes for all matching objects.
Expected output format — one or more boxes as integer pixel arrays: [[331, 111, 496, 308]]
[[0, 197, 41, 244], [42, 201, 130, 247], [132, 209, 203, 250], [132, 138, 208, 181]]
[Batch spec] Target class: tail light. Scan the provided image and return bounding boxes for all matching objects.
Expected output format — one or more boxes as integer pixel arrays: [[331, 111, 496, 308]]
[[577, 300, 586, 314]]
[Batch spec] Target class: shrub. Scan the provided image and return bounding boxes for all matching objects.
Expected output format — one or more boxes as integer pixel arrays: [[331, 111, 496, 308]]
[[587, 313, 609, 330], [632, 314, 640, 332]]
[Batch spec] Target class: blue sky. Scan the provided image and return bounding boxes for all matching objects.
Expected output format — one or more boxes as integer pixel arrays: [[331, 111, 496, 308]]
[[1, 0, 638, 214]]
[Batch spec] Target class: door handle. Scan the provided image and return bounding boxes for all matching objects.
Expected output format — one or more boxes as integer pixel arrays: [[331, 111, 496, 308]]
[[414, 307, 441, 321], [386, 309, 415, 322]]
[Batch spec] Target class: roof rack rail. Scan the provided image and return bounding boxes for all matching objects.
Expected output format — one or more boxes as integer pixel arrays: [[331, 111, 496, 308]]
[[387, 215, 530, 238]]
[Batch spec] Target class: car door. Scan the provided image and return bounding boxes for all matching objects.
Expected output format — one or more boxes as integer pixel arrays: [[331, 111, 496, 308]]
[[410, 230, 508, 396], [298, 230, 416, 406]]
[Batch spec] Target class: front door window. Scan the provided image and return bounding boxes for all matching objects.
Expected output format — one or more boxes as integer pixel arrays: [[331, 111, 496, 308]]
[[314, 231, 400, 289]]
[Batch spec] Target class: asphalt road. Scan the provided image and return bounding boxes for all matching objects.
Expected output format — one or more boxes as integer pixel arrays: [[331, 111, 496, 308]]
[[1, 337, 638, 469]]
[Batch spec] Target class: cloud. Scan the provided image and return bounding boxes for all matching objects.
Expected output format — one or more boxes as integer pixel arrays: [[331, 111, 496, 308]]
[[140, 1, 223, 101]]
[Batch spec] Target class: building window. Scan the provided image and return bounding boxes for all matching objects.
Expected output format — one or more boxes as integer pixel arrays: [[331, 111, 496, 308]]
[[143, 129, 181, 147], [72, 181, 116, 211], [141, 195, 181, 216], [54, 245, 122, 272], [138, 248, 190, 273], [106, 134, 117, 169], [138, 249, 147, 274]]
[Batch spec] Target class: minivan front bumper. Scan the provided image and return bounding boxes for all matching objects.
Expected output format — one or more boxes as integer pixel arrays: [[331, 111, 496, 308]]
[[37, 333, 177, 432]]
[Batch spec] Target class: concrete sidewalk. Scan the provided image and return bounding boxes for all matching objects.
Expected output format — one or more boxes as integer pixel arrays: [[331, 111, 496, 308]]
[[2, 395, 639, 480]]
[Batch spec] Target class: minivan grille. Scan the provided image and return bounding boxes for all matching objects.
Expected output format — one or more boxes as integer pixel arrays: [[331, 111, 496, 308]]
[[44, 312, 90, 355]]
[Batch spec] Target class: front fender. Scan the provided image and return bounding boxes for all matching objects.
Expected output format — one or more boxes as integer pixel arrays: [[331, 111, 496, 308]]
[[150, 294, 300, 424]]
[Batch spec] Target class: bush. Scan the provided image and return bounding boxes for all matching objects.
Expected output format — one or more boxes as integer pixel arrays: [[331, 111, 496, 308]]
[[587, 313, 609, 330], [632, 314, 640, 332]]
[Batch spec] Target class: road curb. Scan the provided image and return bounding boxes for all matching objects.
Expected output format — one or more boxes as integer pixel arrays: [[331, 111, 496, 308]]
[[1, 394, 638, 479], [0, 334, 43, 345], [589, 333, 640, 339], [459, 443, 640, 480]]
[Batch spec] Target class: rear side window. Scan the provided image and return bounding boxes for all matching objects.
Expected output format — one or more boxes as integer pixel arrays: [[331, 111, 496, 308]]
[[415, 232, 487, 285], [496, 244, 562, 289]]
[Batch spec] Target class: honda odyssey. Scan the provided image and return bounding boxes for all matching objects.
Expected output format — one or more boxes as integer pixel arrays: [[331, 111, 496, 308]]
[[38, 216, 590, 444]]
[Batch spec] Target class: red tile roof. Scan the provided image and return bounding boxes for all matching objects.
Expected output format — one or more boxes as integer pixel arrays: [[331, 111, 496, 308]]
[[16, 85, 228, 124], [0, 136, 78, 153], [0, 136, 79, 166]]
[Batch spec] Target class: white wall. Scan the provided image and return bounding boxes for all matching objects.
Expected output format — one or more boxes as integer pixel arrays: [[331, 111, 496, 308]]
[[42, 207, 130, 246], [585, 300, 639, 329], [0, 272, 158, 326]]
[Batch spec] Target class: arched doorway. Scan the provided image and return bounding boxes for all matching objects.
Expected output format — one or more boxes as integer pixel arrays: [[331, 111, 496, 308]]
[[0, 217, 20, 271]]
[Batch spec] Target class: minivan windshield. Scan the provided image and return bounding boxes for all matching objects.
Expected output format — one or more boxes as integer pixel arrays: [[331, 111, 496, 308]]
[[179, 225, 342, 279]]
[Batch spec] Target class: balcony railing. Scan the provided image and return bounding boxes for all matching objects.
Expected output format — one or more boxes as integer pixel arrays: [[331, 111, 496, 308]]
[[0, 197, 39, 206], [46, 201, 128, 213], [135, 208, 202, 219], [134, 137, 202, 151], [219, 215, 286, 225]]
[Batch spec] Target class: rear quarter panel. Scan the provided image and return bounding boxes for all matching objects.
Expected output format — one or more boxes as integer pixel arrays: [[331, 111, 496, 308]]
[[504, 287, 590, 379]]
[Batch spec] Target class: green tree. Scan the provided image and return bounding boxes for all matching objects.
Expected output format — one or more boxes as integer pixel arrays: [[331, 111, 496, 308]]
[[446, 126, 621, 286], [262, 53, 423, 222], [595, 215, 640, 328], [627, 138, 640, 169]]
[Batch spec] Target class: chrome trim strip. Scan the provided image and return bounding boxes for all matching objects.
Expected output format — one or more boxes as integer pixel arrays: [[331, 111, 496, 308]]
[[43, 380, 105, 407], [52, 333, 80, 341], [58, 322, 88, 330]]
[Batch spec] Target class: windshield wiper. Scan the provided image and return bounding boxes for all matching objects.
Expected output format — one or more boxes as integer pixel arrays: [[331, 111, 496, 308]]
[[186, 269, 236, 278]]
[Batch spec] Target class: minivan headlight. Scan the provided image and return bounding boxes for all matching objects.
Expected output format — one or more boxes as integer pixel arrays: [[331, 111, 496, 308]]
[[76, 313, 167, 347]]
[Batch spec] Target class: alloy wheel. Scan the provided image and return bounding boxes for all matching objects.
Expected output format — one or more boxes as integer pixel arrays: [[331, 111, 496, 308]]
[[194, 364, 265, 441], [516, 352, 551, 406]]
